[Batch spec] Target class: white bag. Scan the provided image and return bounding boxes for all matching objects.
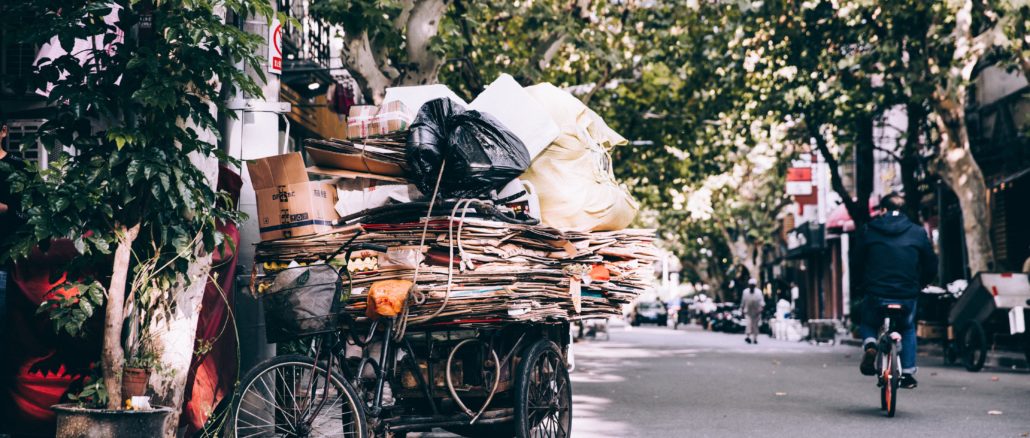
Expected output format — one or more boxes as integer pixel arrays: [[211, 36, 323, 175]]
[[521, 83, 639, 231]]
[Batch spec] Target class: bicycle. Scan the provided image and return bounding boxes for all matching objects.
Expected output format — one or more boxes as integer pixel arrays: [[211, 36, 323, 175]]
[[874, 303, 906, 418]]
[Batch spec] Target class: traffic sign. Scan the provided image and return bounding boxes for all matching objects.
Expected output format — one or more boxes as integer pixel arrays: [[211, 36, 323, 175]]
[[268, 19, 282, 75]]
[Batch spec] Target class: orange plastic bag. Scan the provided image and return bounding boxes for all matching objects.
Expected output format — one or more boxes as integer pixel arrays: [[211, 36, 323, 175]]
[[366, 279, 413, 318]]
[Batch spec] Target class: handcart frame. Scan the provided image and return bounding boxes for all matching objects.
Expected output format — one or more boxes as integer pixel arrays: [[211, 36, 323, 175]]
[[230, 239, 573, 438]]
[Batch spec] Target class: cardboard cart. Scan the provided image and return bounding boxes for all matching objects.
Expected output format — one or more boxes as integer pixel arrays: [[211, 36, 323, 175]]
[[945, 273, 1030, 371], [226, 77, 656, 437]]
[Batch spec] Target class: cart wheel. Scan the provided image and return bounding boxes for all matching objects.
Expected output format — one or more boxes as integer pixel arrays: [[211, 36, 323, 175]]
[[961, 321, 988, 372], [943, 341, 959, 365], [229, 354, 366, 438], [1023, 333, 1030, 369], [514, 339, 572, 438]]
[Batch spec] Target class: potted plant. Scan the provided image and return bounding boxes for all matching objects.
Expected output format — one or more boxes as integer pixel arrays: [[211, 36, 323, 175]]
[[4, 0, 274, 436], [122, 350, 158, 402]]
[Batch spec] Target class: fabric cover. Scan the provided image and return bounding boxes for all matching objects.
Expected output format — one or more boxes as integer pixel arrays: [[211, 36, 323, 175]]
[[522, 83, 639, 231]]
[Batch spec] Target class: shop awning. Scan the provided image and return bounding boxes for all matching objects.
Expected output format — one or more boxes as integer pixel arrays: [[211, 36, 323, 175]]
[[826, 200, 876, 232]]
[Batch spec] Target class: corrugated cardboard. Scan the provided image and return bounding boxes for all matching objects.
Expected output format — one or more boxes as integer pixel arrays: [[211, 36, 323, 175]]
[[349, 105, 378, 119], [346, 103, 412, 139], [247, 153, 340, 241], [347, 120, 369, 139], [306, 166, 405, 183], [306, 144, 407, 177]]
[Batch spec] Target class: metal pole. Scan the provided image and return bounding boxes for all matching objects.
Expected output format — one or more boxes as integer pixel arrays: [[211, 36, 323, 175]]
[[228, 0, 289, 372]]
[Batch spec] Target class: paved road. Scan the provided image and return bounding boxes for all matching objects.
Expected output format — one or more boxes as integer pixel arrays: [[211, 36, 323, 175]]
[[570, 323, 1030, 438]]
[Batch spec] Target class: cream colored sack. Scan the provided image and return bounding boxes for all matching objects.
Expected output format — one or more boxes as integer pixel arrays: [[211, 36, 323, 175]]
[[522, 83, 639, 231]]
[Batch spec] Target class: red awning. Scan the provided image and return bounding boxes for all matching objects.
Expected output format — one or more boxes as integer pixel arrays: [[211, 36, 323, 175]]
[[826, 200, 877, 232]]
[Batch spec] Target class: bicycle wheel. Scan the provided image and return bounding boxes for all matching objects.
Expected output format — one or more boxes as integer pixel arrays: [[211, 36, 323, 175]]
[[514, 339, 572, 438], [879, 349, 899, 418], [229, 354, 366, 438]]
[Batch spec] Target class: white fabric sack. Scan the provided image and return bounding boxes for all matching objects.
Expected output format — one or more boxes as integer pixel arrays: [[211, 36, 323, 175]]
[[470, 74, 560, 160], [336, 179, 423, 217], [521, 83, 639, 231]]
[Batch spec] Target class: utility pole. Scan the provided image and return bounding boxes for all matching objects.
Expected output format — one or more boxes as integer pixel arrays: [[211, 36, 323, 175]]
[[224, 1, 291, 371]]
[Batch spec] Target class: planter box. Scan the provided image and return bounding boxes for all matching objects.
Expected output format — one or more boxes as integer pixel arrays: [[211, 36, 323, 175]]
[[53, 404, 172, 438]]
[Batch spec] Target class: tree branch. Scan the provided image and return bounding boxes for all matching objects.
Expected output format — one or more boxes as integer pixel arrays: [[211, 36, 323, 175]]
[[341, 30, 393, 104], [806, 118, 862, 223], [452, 0, 485, 95]]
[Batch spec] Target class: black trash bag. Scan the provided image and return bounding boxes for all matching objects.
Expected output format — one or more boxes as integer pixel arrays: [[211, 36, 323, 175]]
[[406, 98, 531, 198]]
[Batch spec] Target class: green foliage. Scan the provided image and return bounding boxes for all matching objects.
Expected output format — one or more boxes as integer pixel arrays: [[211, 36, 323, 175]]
[[68, 363, 108, 409], [36, 280, 106, 338], [2, 0, 273, 403], [125, 349, 160, 370], [3, 0, 269, 308]]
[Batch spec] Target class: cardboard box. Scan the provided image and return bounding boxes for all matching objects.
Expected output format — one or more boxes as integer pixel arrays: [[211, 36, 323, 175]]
[[916, 321, 946, 340], [349, 105, 378, 119], [346, 102, 412, 139], [247, 153, 340, 241], [347, 119, 370, 139]]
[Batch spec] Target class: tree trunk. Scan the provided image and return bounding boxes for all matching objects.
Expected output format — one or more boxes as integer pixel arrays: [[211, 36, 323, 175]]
[[854, 115, 874, 229], [102, 223, 141, 410], [149, 253, 214, 437], [932, 105, 994, 275], [342, 30, 395, 104], [398, 0, 448, 86], [900, 102, 926, 222]]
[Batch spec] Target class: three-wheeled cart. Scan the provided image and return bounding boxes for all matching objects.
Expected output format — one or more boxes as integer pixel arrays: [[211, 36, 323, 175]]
[[230, 242, 574, 438], [944, 273, 1030, 372]]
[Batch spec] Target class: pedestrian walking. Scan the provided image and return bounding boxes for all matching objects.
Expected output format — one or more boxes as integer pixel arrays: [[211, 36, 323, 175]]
[[740, 278, 764, 344]]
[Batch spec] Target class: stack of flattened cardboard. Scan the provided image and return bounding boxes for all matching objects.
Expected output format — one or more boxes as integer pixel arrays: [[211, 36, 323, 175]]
[[255, 215, 656, 326], [305, 132, 408, 181]]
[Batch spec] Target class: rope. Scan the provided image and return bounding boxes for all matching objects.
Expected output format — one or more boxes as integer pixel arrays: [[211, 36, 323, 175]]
[[405, 198, 479, 326], [394, 161, 446, 340]]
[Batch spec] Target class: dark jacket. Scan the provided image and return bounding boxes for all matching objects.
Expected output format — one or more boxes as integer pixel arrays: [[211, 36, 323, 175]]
[[852, 212, 937, 300]]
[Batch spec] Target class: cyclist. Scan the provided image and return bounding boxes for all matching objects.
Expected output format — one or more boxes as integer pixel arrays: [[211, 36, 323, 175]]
[[853, 193, 937, 389]]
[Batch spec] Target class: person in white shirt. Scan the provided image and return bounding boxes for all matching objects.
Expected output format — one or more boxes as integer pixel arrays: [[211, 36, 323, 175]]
[[740, 278, 765, 344]]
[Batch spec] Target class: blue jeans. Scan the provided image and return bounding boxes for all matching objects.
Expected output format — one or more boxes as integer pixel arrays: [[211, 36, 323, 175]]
[[858, 296, 918, 374]]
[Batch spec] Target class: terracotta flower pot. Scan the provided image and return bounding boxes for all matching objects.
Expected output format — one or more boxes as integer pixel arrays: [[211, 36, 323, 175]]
[[121, 367, 151, 402], [53, 403, 172, 438]]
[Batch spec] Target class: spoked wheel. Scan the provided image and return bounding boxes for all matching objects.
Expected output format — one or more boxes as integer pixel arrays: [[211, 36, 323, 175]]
[[961, 321, 988, 372], [229, 354, 366, 438], [943, 339, 958, 365], [879, 350, 899, 418], [1023, 332, 1030, 369], [515, 340, 572, 438]]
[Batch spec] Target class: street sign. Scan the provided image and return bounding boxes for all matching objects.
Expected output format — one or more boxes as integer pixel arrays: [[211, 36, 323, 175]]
[[786, 166, 813, 195], [268, 19, 282, 75], [786, 181, 813, 196]]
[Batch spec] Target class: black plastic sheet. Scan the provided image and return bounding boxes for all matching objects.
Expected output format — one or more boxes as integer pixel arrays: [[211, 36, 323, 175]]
[[406, 98, 531, 198]]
